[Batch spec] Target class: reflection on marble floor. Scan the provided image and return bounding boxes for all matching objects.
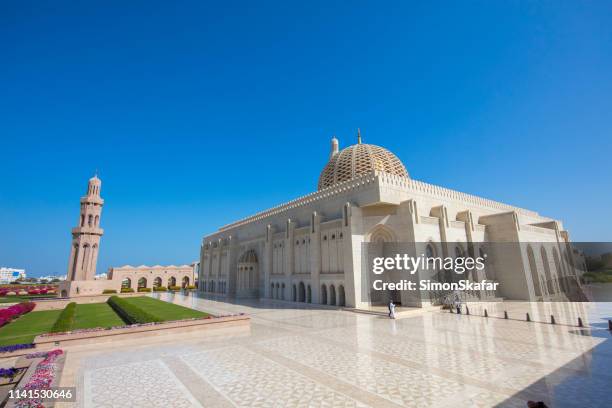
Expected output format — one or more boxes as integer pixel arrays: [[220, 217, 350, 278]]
[[63, 294, 612, 408]]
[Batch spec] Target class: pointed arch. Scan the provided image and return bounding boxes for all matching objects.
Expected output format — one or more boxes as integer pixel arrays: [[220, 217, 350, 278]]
[[366, 224, 397, 243]]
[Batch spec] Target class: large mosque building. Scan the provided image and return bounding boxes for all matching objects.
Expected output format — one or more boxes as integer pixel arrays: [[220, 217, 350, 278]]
[[198, 134, 583, 309]]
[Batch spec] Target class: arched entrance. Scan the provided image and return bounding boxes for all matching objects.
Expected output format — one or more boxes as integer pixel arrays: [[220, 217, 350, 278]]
[[153, 277, 162, 288], [137, 277, 147, 289], [321, 284, 327, 305], [168, 276, 176, 287], [527, 245, 543, 298], [329, 285, 336, 306], [292, 284, 297, 302], [338, 285, 346, 306], [237, 249, 259, 298], [307, 285, 312, 303], [298, 282, 305, 302], [182, 276, 190, 288], [121, 278, 132, 289]]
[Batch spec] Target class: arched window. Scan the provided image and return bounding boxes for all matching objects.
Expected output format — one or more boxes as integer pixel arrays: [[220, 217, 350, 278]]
[[320, 284, 328, 305], [281, 283, 285, 300], [298, 282, 305, 302], [95, 215, 99, 226], [138, 277, 147, 289], [153, 277, 162, 288], [338, 285, 346, 307], [541, 247, 554, 294], [122, 278, 131, 289], [329, 284, 336, 306], [88, 215, 93, 227], [292, 284, 297, 302], [527, 245, 542, 297], [307, 285, 312, 303]]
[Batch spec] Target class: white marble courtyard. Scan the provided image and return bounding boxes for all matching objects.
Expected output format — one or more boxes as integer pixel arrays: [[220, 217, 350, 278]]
[[57, 294, 612, 408]]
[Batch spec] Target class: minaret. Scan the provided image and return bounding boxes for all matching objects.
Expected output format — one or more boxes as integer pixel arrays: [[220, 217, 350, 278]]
[[66, 175, 104, 281]]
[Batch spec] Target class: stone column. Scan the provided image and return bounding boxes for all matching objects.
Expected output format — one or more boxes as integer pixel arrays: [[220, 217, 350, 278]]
[[264, 224, 274, 298], [309, 212, 322, 303]]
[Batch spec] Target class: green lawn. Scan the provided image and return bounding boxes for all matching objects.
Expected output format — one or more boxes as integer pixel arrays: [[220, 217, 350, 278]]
[[0, 297, 208, 346], [73, 303, 124, 329], [0, 310, 62, 346], [121, 296, 209, 321]]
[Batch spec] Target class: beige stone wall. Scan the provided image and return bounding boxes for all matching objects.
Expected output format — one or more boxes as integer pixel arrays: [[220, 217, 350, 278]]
[[107, 265, 195, 289]]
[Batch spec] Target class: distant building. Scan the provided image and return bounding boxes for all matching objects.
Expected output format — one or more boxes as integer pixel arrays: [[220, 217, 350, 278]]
[[107, 264, 196, 289], [0, 268, 26, 284], [38, 275, 65, 282]]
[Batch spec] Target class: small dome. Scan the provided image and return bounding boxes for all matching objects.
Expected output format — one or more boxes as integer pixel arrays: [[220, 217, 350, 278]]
[[238, 249, 258, 263], [318, 137, 409, 190]]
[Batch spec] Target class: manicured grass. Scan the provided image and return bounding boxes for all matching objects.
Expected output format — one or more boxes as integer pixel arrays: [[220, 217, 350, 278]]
[[121, 296, 209, 321], [0, 295, 57, 303], [0, 310, 62, 346], [73, 303, 125, 329]]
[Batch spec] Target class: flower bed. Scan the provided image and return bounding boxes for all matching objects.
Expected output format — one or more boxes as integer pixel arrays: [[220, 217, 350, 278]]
[[0, 343, 35, 354], [0, 286, 57, 297], [0, 367, 18, 378], [15, 349, 64, 408], [0, 302, 36, 327]]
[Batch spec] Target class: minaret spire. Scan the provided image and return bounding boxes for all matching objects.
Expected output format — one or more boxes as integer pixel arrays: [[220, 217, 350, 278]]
[[357, 128, 362, 144]]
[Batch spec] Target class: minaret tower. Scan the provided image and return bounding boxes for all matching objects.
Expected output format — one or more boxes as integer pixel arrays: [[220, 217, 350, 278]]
[[66, 175, 104, 281]]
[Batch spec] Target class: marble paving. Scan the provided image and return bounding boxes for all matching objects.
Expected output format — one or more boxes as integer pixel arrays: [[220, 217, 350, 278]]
[[57, 294, 612, 408]]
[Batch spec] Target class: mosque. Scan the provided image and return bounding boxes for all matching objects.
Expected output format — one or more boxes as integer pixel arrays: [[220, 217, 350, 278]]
[[199, 133, 584, 309]]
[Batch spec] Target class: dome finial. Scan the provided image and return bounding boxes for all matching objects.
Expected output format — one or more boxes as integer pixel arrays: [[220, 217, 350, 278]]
[[357, 128, 362, 144], [330, 135, 339, 159]]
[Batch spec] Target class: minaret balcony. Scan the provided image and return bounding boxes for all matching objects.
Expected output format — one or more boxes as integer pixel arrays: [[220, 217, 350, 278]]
[[72, 226, 104, 235]]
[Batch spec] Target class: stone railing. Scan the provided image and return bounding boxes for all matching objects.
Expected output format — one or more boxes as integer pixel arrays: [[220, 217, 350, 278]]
[[219, 172, 378, 231], [521, 224, 557, 235], [217, 170, 543, 232]]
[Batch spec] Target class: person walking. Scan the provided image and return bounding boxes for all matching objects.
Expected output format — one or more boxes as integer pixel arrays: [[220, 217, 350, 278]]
[[389, 300, 396, 319]]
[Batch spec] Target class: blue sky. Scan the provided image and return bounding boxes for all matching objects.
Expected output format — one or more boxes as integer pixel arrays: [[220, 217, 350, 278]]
[[1, 1, 611, 277]]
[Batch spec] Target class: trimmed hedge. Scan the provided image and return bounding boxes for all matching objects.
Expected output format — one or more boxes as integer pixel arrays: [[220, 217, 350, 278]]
[[137, 287, 152, 292], [106, 296, 162, 325], [50, 302, 77, 333], [102, 289, 117, 294], [153, 286, 167, 292], [120, 288, 135, 293], [186, 285, 197, 290], [168, 286, 181, 291]]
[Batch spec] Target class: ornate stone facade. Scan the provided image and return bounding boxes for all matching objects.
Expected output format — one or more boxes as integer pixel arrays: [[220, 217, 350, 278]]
[[199, 135, 584, 309]]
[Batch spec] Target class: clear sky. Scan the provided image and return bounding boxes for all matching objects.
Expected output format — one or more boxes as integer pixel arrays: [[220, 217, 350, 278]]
[[1, 1, 611, 277]]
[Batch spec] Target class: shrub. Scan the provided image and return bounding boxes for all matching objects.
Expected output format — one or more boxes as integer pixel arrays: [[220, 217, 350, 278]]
[[186, 285, 196, 290], [107, 296, 162, 324], [50, 302, 77, 333], [153, 286, 167, 292], [168, 286, 181, 291], [120, 288, 135, 293], [137, 287, 152, 292], [102, 289, 117, 294]]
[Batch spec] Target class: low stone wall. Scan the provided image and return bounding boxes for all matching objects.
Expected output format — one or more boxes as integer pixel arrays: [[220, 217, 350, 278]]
[[33, 315, 250, 348]]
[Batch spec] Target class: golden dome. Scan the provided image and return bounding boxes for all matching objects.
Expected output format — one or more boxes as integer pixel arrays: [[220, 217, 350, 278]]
[[318, 135, 409, 190]]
